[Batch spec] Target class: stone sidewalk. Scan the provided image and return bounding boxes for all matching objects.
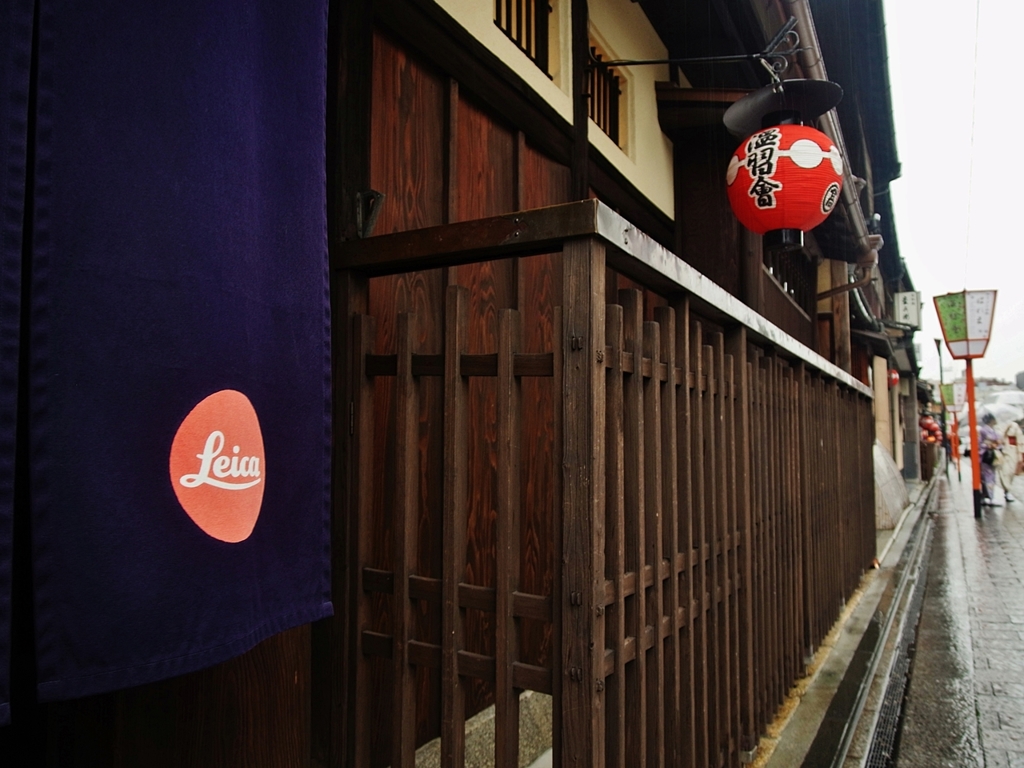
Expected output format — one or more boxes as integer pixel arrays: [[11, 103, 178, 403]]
[[896, 468, 1024, 767]]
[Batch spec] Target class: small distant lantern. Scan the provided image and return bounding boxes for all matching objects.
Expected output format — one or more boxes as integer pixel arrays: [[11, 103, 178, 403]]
[[939, 382, 966, 414], [723, 79, 844, 252], [934, 290, 997, 359], [887, 369, 900, 388]]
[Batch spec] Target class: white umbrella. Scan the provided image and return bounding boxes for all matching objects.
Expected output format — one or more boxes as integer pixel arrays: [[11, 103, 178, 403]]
[[979, 403, 1024, 427], [993, 390, 1024, 408]]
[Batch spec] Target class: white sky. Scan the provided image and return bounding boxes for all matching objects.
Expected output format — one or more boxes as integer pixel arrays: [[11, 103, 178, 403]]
[[884, 0, 1023, 385]]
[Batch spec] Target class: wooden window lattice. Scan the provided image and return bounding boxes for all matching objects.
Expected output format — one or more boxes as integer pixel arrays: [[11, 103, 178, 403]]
[[764, 249, 812, 315], [494, 0, 551, 74], [588, 47, 621, 145]]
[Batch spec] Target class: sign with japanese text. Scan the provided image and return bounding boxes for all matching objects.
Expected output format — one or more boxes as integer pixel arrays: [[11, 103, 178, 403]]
[[934, 290, 997, 359], [940, 382, 967, 413], [894, 291, 921, 328]]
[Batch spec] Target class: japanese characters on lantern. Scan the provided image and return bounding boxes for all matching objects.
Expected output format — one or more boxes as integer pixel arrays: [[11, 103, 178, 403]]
[[934, 290, 997, 359], [726, 124, 844, 236]]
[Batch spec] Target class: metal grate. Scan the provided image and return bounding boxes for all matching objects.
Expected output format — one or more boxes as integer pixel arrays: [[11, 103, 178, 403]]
[[494, 0, 551, 74]]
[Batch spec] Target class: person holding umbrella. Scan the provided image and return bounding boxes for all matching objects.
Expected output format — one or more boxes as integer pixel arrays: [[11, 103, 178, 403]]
[[979, 411, 1002, 505], [1000, 419, 1024, 503]]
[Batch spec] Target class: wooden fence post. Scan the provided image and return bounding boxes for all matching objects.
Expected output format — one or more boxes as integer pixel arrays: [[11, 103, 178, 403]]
[[495, 308, 522, 768], [351, 312, 376, 768], [442, 286, 470, 768], [620, 289, 647, 768], [392, 313, 420, 768], [558, 236, 605, 768]]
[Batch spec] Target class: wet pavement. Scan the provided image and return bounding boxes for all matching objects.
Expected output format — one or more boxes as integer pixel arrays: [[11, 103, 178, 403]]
[[738, 463, 1024, 768], [896, 467, 1024, 767]]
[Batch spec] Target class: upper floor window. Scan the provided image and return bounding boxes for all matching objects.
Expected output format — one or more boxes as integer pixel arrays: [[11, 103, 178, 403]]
[[494, 0, 552, 74], [764, 248, 813, 315], [587, 43, 622, 145]]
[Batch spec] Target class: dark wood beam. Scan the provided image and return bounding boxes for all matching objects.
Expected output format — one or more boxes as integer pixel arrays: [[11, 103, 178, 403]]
[[333, 199, 871, 396], [656, 84, 750, 133]]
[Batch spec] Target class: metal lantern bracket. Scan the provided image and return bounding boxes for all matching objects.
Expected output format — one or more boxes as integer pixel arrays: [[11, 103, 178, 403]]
[[592, 16, 803, 81]]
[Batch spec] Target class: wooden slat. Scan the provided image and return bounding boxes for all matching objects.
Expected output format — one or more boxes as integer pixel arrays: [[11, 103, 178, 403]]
[[798, 369, 812, 654], [441, 286, 470, 768], [352, 315, 376, 768], [552, 304, 564, 765], [362, 630, 393, 659], [410, 640, 440, 669], [749, 355, 763, 733], [363, 637, 552, 694], [769, 356, 783, 712], [783, 366, 797, 675], [620, 289, 647, 768], [459, 651, 496, 683], [512, 662, 553, 695], [365, 351, 554, 378], [789, 365, 804, 682], [392, 313, 419, 768], [770, 357, 782, 708], [655, 306, 681, 768], [605, 303, 627, 768], [313, 256, 368, 766], [644, 320, 666, 768], [495, 308, 522, 768], [727, 327, 756, 755], [712, 337, 729, 768], [702, 342, 723, 768], [513, 592, 553, 621], [362, 571, 551, 619], [690, 321, 709, 768], [674, 298, 696, 768], [724, 348, 742, 761], [798, 366, 812, 656]]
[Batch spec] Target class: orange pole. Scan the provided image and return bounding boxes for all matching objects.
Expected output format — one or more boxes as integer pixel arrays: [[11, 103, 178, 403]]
[[966, 359, 982, 517], [952, 413, 961, 477]]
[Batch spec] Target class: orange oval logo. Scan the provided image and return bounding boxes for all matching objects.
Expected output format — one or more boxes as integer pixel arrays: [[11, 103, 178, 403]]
[[169, 390, 266, 542]]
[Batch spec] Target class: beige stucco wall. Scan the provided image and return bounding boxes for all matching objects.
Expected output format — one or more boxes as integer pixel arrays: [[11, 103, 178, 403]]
[[434, 0, 574, 123], [434, 0, 675, 219], [873, 355, 892, 457], [588, 0, 674, 218]]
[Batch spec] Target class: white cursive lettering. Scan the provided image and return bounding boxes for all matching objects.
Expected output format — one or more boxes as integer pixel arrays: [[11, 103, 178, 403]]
[[179, 431, 262, 490]]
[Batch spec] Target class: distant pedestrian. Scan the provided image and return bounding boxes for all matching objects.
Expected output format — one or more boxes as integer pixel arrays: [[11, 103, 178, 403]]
[[999, 420, 1024, 503], [979, 412, 1001, 504]]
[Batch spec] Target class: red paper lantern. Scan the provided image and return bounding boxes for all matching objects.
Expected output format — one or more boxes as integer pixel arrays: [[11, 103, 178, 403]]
[[726, 124, 843, 235], [888, 369, 900, 388]]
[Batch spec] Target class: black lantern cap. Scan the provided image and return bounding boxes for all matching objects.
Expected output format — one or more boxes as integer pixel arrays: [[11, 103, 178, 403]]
[[763, 229, 804, 252], [723, 79, 843, 137]]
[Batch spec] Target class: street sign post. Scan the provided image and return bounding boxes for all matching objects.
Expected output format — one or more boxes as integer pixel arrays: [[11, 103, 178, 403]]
[[934, 291, 997, 517]]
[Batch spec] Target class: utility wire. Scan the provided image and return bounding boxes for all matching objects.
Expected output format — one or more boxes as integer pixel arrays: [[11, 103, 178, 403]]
[[964, 0, 983, 289]]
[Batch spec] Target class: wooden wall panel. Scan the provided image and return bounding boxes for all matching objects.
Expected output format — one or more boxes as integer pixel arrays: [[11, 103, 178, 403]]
[[517, 140, 569, 671], [451, 93, 517, 713], [762, 277, 813, 349], [42, 628, 311, 768], [363, 29, 574, 742], [368, 29, 448, 751], [371, 31, 446, 235], [673, 126, 742, 298]]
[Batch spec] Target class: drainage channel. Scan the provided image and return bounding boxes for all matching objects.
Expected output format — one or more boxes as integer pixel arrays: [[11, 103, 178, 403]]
[[798, 484, 936, 768], [862, 521, 933, 767]]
